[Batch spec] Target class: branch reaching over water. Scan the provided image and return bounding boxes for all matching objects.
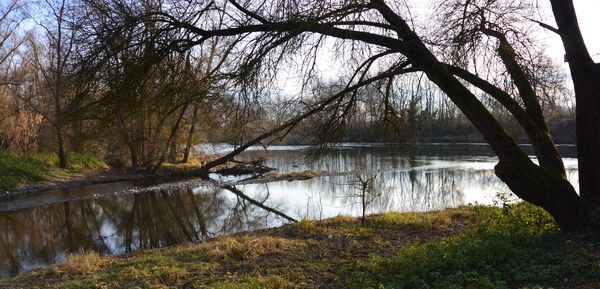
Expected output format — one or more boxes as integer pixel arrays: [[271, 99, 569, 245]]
[[222, 185, 297, 223]]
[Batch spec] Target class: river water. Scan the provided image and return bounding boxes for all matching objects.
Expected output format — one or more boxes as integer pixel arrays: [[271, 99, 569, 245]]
[[0, 143, 578, 278]]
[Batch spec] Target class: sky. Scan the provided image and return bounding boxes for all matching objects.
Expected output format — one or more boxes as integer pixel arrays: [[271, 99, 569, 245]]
[[542, 0, 600, 66], [571, 0, 600, 61]]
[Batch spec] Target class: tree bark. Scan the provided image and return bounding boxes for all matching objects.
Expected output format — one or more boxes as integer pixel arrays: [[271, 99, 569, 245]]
[[495, 158, 581, 231], [54, 8, 66, 169], [183, 102, 200, 163], [550, 0, 600, 206], [127, 141, 139, 169], [371, 0, 584, 230], [574, 73, 600, 203], [56, 127, 67, 168]]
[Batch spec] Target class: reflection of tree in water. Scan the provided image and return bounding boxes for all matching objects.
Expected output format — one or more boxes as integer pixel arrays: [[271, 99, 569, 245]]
[[369, 169, 499, 212], [299, 162, 502, 215], [213, 185, 295, 236], [310, 161, 469, 214], [0, 200, 110, 277], [0, 186, 292, 278], [0, 146, 580, 277], [249, 147, 497, 215]]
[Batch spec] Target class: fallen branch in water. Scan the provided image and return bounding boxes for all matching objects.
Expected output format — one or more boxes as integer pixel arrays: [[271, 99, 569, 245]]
[[221, 185, 298, 223]]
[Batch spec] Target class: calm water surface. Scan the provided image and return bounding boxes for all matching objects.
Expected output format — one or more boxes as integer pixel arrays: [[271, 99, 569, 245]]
[[0, 143, 578, 278]]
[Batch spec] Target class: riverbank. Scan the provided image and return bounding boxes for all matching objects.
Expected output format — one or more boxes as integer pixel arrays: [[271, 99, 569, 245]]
[[1, 149, 327, 199], [1, 156, 210, 199], [0, 150, 107, 192], [2, 203, 598, 289], [3, 168, 198, 198], [0, 148, 238, 195]]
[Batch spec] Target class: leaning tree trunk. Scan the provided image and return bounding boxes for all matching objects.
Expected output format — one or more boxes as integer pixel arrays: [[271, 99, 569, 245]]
[[369, 0, 587, 231], [495, 158, 582, 231]]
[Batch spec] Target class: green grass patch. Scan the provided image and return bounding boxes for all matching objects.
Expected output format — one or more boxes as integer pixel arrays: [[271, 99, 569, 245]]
[[369, 207, 476, 231], [66, 153, 107, 170], [0, 150, 49, 189], [0, 150, 106, 189], [27, 151, 106, 170], [351, 203, 599, 289]]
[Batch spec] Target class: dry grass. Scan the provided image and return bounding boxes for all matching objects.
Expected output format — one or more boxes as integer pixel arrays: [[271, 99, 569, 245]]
[[206, 236, 307, 260], [52, 252, 107, 276]]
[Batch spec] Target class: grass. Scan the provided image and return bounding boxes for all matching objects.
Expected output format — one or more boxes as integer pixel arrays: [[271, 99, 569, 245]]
[[351, 204, 596, 289], [157, 159, 205, 176], [0, 150, 107, 189], [2, 204, 599, 289], [57, 253, 107, 276], [0, 150, 48, 189]]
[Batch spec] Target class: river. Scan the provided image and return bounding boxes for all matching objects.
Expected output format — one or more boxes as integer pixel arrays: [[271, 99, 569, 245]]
[[0, 143, 578, 278]]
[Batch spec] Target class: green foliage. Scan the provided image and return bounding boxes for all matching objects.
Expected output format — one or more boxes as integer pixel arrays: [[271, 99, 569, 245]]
[[351, 204, 596, 289], [66, 153, 107, 170], [209, 276, 292, 289], [27, 151, 106, 170], [0, 150, 106, 189], [369, 208, 474, 231], [0, 150, 48, 189], [26, 151, 61, 167]]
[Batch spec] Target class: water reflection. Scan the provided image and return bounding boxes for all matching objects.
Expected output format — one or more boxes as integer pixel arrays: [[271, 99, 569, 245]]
[[0, 187, 291, 278], [236, 145, 578, 220], [0, 143, 579, 278]]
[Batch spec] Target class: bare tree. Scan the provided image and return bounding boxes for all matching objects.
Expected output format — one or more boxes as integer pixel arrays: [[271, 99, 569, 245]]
[[26, 0, 78, 168], [0, 0, 36, 151], [347, 155, 383, 225], [79, 0, 598, 231]]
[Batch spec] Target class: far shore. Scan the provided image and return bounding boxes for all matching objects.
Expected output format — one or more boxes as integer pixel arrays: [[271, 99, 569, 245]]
[[2, 164, 330, 200]]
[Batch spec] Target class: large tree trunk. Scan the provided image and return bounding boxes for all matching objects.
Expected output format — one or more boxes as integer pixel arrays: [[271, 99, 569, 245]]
[[371, 0, 586, 231], [495, 158, 582, 231], [56, 128, 67, 169], [54, 56, 66, 169], [549, 0, 600, 208], [575, 77, 600, 203], [127, 141, 139, 169], [54, 0, 67, 169]]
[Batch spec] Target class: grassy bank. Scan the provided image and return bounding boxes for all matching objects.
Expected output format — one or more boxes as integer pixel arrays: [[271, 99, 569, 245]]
[[0, 150, 107, 190], [2, 203, 599, 289]]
